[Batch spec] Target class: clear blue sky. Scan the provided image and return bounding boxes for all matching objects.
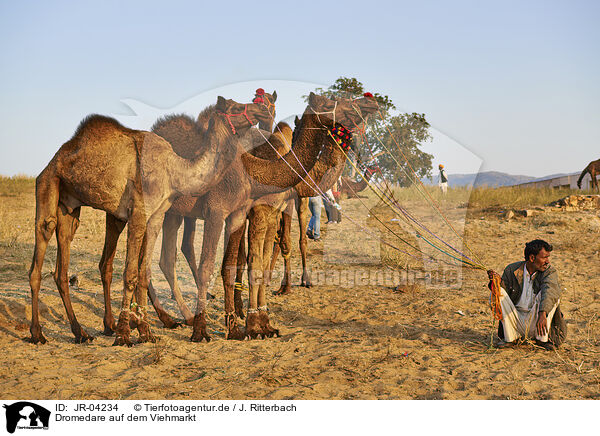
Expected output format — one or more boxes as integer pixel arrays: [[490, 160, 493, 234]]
[[1, 0, 598, 177]]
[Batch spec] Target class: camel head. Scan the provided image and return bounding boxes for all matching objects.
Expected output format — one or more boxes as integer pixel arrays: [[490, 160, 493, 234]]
[[215, 96, 273, 135], [307, 92, 378, 131], [253, 88, 278, 123]]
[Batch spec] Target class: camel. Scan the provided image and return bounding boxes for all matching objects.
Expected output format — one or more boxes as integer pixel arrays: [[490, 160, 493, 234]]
[[147, 93, 378, 340], [577, 159, 600, 191], [28, 96, 272, 346], [268, 115, 381, 296], [99, 93, 336, 341], [339, 164, 379, 198], [241, 93, 380, 337], [99, 91, 278, 335]]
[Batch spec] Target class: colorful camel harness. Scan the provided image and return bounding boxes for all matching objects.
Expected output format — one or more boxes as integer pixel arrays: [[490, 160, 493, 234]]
[[328, 125, 353, 152], [255, 88, 276, 119], [219, 102, 260, 135]]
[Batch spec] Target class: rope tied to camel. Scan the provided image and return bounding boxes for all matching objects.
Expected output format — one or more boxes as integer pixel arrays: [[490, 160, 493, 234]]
[[234, 281, 248, 293], [218, 104, 255, 135]]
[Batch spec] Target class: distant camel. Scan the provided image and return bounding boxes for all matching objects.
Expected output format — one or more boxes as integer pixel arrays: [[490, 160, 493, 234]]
[[577, 159, 600, 191], [339, 164, 380, 198], [28, 96, 272, 346]]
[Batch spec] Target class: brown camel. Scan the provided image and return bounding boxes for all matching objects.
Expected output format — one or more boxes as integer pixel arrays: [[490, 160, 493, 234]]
[[99, 94, 337, 341], [152, 93, 377, 340], [577, 159, 600, 191], [28, 96, 272, 346], [268, 112, 380, 296], [99, 91, 278, 335], [339, 164, 379, 198], [242, 93, 380, 338], [158, 93, 360, 340]]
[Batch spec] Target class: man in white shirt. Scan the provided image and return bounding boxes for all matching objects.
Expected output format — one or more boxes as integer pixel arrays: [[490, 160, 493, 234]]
[[487, 239, 566, 350]]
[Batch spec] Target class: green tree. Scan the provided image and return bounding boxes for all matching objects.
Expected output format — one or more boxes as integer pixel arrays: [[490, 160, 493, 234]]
[[307, 77, 433, 185]]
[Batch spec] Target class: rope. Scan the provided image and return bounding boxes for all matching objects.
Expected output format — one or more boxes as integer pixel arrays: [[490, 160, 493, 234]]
[[374, 108, 487, 268], [218, 104, 254, 135], [331, 131, 484, 269]]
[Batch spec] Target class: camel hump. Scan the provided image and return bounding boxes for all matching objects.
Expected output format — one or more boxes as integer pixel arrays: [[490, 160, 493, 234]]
[[72, 114, 133, 139], [152, 113, 196, 135], [151, 113, 206, 159]]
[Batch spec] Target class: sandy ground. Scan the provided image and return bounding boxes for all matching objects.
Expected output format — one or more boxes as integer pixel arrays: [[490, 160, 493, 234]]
[[1, 184, 600, 400]]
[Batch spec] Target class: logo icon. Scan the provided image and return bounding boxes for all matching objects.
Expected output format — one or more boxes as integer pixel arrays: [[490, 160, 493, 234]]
[[3, 402, 50, 433]]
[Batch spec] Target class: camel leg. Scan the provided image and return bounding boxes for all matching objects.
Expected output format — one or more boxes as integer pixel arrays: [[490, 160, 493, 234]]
[[273, 201, 293, 296], [179, 216, 216, 301], [140, 211, 181, 330], [28, 171, 60, 344], [54, 204, 92, 343], [245, 205, 269, 339], [257, 207, 281, 338], [233, 219, 247, 319], [157, 213, 194, 325], [113, 202, 146, 347], [221, 211, 246, 340], [99, 214, 126, 335], [297, 197, 312, 287], [190, 210, 225, 343], [134, 206, 174, 344]]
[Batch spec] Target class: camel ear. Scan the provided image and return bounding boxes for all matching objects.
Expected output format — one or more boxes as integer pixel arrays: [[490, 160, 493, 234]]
[[271, 90, 277, 102], [294, 115, 300, 126], [216, 96, 227, 111]]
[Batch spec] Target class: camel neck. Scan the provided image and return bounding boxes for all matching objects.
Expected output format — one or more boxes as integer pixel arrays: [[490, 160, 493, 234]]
[[241, 113, 327, 196]]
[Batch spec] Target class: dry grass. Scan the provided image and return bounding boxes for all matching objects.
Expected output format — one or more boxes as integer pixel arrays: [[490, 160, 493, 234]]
[[382, 184, 594, 209]]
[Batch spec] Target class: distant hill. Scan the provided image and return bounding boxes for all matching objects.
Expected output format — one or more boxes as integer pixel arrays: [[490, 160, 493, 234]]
[[423, 171, 577, 187]]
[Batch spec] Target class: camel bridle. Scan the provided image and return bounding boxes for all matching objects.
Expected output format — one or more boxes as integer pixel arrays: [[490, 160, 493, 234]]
[[218, 104, 256, 135]]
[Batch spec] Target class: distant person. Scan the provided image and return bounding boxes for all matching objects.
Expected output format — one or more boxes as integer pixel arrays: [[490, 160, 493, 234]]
[[306, 195, 322, 240], [487, 239, 567, 350], [438, 164, 448, 194], [324, 184, 342, 224]]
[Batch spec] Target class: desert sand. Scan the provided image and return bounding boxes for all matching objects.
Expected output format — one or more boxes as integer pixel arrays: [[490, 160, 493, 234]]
[[1, 182, 599, 400]]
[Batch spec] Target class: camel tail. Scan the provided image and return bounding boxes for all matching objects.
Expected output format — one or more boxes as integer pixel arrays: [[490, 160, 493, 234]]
[[577, 165, 589, 189]]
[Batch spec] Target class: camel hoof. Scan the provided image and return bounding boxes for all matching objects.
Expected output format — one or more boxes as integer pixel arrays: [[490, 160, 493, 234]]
[[258, 311, 280, 338], [274, 285, 291, 296], [29, 333, 47, 345], [245, 312, 262, 340], [227, 326, 245, 341], [113, 335, 133, 347], [74, 330, 94, 344], [102, 320, 117, 336], [190, 312, 211, 342], [162, 319, 182, 329], [190, 333, 211, 343], [137, 321, 158, 343]]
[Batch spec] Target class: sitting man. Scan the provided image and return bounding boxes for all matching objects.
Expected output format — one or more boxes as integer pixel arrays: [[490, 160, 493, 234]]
[[487, 239, 567, 350]]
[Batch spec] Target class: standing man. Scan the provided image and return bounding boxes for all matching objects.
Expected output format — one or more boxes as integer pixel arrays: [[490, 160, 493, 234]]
[[306, 195, 322, 241], [487, 239, 567, 350], [438, 164, 448, 194]]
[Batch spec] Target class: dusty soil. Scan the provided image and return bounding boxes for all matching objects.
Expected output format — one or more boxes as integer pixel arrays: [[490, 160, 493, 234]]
[[1, 184, 600, 400]]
